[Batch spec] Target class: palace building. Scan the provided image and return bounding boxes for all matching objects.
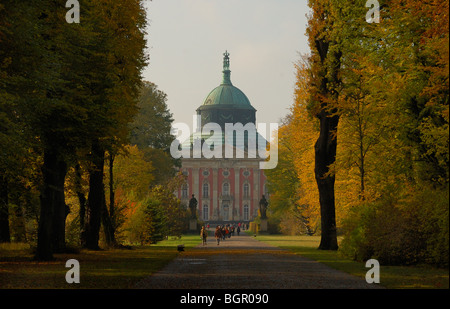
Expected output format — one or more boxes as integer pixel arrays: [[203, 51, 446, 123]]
[[176, 51, 269, 224]]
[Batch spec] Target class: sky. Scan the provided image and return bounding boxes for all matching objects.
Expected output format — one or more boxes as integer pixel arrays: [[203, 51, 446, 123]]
[[142, 0, 311, 131]]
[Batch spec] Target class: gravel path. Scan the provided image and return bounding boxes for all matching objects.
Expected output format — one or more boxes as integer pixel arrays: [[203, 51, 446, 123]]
[[135, 231, 381, 289]]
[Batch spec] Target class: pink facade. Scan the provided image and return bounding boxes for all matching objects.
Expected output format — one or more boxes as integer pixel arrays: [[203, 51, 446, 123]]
[[176, 52, 269, 223], [177, 161, 267, 223]]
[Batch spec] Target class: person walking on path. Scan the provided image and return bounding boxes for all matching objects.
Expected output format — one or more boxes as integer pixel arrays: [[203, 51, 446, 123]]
[[215, 226, 222, 245], [221, 226, 226, 241], [200, 226, 208, 246]]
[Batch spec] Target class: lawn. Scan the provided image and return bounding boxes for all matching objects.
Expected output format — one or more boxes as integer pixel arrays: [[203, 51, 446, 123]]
[[254, 234, 449, 289], [1, 233, 448, 289], [0, 234, 202, 289]]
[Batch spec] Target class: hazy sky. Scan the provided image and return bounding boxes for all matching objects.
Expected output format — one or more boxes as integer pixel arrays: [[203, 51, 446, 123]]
[[142, 0, 311, 130]]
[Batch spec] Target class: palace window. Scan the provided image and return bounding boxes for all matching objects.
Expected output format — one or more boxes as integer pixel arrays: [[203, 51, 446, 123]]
[[243, 183, 250, 197], [222, 182, 230, 196], [243, 205, 249, 221], [181, 183, 188, 198], [203, 182, 209, 198], [203, 204, 209, 221]]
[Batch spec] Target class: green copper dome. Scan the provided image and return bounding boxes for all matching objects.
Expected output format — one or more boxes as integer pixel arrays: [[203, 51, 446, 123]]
[[198, 51, 256, 111], [201, 84, 255, 110], [181, 51, 267, 157]]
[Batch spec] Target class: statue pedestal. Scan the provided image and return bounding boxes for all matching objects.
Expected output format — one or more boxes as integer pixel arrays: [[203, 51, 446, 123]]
[[189, 219, 197, 231], [260, 219, 268, 232]]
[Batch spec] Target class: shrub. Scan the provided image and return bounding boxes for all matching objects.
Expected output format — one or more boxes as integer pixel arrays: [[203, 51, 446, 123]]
[[340, 185, 449, 267]]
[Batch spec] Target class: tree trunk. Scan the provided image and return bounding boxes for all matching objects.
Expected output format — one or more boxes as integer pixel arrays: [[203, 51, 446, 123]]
[[36, 150, 67, 260], [313, 38, 341, 251], [83, 140, 105, 250], [315, 110, 340, 250], [109, 154, 115, 227], [101, 153, 116, 247], [101, 194, 116, 247], [74, 164, 87, 234], [0, 173, 11, 243], [52, 160, 68, 253]]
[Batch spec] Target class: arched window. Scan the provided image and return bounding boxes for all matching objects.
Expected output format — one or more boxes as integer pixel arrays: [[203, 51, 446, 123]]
[[243, 205, 249, 221], [203, 182, 209, 198], [243, 183, 250, 197], [203, 204, 209, 221], [222, 182, 229, 195], [181, 183, 188, 198]]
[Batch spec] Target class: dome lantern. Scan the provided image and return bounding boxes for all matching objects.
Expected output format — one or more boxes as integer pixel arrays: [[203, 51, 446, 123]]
[[222, 50, 232, 85], [197, 51, 256, 131]]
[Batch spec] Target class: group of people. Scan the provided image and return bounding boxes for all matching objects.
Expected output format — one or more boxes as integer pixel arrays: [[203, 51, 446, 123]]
[[200, 223, 246, 246], [213, 224, 240, 245]]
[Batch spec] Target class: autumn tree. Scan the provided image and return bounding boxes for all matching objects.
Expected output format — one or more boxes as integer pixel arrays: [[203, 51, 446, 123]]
[[126, 174, 188, 244], [80, 0, 148, 250], [265, 0, 448, 265], [0, 1, 18, 242], [291, 57, 322, 235], [129, 82, 178, 185], [306, 0, 342, 250], [265, 56, 321, 235], [0, 0, 148, 258], [264, 117, 302, 234], [0, 1, 41, 242], [387, 0, 449, 185], [324, 1, 392, 213], [98, 82, 176, 245], [333, 0, 448, 265], [6, 1, 85, 259]]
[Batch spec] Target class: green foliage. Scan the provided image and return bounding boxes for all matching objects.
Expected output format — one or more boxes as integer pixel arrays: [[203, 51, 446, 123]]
[[142, 197, 167, 244], [125, 176, 189, 245], [266, 0, 449, 264], [264, 118, 299, 216], [113, 145, 154, 200], [0, 0, 149, 253], [129, 82, 179, 184], [340, 184, 449, 267], [124, 197, 166, 245], [411, 186, 449, 267], [130, 82, 175, 151], [334, 0, 449, 267]]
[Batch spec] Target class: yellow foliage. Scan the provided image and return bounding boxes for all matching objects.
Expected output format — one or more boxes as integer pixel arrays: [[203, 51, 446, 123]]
[[266, 57, 321, 233], [113, 144, 154, 200]]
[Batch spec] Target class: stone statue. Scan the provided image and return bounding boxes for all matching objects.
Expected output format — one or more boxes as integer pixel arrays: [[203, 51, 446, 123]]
[[189, 194, 198, 219], [259, 195, 268, 219]]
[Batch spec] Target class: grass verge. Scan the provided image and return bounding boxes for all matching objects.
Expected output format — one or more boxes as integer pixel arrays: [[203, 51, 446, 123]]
[[0, 234, 201, 289], [253, 234, 449, 289]]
